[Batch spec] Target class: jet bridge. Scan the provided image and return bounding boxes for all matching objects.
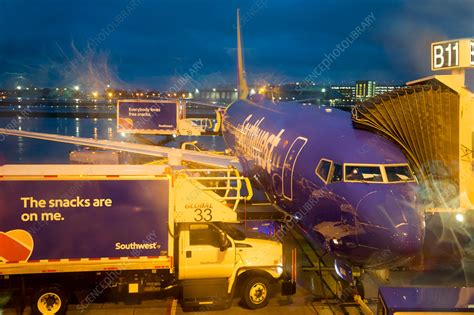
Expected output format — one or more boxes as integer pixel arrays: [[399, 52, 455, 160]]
[[352, 39, 473, 212]]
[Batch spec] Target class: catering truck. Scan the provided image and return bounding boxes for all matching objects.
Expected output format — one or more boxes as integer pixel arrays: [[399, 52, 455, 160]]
[[0, 164, 295, 314]]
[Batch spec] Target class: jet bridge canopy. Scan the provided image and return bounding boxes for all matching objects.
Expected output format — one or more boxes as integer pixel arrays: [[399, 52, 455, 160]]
[[352, 83, 461, 209]]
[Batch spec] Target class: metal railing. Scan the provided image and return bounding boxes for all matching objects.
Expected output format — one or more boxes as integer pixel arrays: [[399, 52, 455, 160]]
[[177, 167, 253, 212]]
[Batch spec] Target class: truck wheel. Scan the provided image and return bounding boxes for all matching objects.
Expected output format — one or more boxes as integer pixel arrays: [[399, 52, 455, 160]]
[[31, 286, 68, 315], [241, 276, 270, 309]]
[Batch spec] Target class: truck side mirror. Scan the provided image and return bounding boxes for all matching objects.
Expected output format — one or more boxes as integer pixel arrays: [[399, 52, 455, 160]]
[[219, 231, 230, 251]]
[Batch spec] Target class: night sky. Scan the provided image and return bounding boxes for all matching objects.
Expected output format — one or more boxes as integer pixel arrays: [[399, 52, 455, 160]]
[[0, 0, 472, 90]]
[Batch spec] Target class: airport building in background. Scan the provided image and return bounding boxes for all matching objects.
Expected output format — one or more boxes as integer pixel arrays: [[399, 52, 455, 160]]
[[0, 81, 403, 108], [355, 80, 376, 99]]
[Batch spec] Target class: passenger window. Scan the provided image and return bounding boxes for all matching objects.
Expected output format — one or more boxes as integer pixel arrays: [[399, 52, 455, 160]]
[[189, 224, 220, 247], [316, 159, 332, 183], [331, 163, 343, 182]]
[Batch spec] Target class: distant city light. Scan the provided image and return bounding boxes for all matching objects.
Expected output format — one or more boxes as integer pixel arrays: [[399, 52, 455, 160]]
[[108, 92, 113, 98], [250, 88, 256, 96], [16, 85, 22, 90], [73, 85, 80, 91], [92, 91, 98, 98], [195, 88, 199, 93], [212, 88, 216, 92], [322, 88, 326, 93], [107, 84, 111, 88]]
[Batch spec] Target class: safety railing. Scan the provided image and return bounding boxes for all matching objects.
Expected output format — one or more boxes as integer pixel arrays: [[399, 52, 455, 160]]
[[177, 167, 253, 212]]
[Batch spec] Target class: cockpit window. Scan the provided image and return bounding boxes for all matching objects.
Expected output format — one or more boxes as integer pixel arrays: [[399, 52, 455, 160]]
[[345, 165, 383, 182], [331, 163, 343, 182], [316, 159, 332, 183], [385, 165, 415, 182]]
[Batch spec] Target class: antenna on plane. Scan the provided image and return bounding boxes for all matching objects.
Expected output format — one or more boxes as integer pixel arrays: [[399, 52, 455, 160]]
[[236, 9, 249, 100]]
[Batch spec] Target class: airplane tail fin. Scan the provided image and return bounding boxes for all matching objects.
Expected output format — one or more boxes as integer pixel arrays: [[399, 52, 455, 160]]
[[236, 9, 249, 100]]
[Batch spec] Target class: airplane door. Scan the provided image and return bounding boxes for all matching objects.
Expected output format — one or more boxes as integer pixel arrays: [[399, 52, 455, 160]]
[[282, 137, 308, 200]]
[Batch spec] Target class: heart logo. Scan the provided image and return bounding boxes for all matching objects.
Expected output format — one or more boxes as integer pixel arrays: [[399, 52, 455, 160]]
[[0, 229, 34, 263]]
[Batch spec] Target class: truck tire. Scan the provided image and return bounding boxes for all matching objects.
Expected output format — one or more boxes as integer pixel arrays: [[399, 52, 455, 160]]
[[241, 276, 270, 309], [31, 285, 68, 315]]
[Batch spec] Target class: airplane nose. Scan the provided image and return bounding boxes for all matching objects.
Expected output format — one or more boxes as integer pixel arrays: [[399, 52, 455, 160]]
[[355, 189, 424, 265], [390, 223, 424, 255]]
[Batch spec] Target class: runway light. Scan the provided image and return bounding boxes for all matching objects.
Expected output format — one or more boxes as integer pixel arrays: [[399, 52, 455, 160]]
[[455, 213, 464, 223]]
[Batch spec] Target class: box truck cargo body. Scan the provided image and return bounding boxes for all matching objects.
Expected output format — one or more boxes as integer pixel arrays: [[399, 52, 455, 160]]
[[0, 165, 294, 314]]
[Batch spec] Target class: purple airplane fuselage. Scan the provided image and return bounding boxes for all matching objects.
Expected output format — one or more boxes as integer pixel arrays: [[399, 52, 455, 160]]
[[222, 96, 424, 269]]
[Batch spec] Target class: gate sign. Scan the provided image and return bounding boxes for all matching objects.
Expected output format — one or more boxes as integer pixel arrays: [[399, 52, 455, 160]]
[[117, 100, 179, 134], [431, 38, 474, 71]]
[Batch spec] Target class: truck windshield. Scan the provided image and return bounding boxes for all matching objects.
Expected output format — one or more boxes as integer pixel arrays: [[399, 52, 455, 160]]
[[385, 165, 415, 182]]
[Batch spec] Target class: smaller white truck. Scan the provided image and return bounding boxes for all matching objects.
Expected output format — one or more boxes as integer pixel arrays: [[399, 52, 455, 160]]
[[0, 164, 295, 314]]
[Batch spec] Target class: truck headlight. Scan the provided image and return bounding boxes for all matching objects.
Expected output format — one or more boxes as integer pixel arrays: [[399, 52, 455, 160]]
[[276, 265, 283, 276]]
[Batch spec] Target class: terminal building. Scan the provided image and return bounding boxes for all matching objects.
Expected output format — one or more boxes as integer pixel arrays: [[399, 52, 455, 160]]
[[355, 80, 375, 99]]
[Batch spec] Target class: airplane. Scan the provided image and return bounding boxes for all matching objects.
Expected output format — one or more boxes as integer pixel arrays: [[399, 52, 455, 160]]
[[0, 9, 424, 295]]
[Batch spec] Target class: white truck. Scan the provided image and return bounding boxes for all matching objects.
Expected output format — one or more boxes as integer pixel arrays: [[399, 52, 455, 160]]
[[0, 164, 295, 314]]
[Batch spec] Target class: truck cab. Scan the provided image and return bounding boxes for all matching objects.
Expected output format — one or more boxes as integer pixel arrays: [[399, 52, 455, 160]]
[[178, 222, 285, 309]]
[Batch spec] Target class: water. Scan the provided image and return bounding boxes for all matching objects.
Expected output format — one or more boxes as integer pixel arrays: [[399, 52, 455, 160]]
[[0, 116, 225, 164]]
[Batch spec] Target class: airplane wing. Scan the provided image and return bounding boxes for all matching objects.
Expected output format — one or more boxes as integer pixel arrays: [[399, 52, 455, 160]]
[[0, 128, 241, 170]]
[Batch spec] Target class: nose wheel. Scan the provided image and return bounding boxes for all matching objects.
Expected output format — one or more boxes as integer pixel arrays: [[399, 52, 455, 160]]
[[336, 278, 365, 302], [354, 278, 365, 299]]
